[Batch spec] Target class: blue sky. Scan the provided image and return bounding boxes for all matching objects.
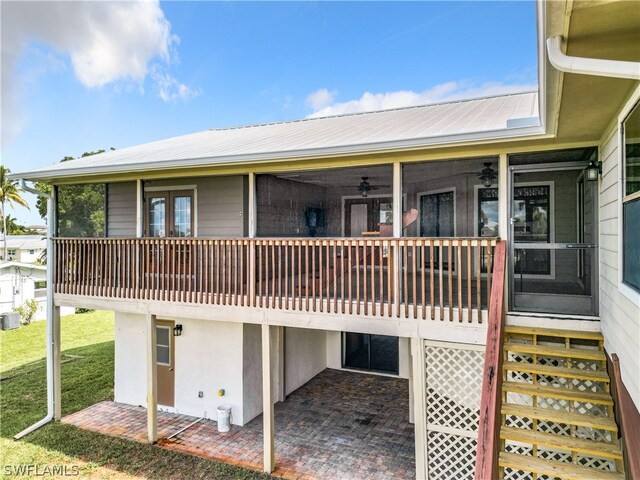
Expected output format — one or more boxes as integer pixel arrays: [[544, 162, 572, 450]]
[[1, 1, 537, 225]]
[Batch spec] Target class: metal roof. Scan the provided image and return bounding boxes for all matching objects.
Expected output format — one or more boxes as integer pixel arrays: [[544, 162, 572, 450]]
[[13, 91, 540, 181], [0, 235, 46, 249]]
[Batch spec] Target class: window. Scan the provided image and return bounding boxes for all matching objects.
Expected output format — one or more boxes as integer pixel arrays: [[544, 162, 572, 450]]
[[7, 249, 16, 256], [145, 190, 194, 237], [419, 189, 455, 269], [156, 326, 171, 366], [29, 249, 35, 255], [623, 100, 640, 292], [342, 332, 399, 374]]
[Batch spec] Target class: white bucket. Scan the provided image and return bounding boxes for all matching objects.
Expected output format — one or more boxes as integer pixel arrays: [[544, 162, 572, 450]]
[[217, 405, 232, 432]]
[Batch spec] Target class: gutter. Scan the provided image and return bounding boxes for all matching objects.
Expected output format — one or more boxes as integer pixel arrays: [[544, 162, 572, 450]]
[[13, 181, 56, 440], [547, 36, 640, 81]]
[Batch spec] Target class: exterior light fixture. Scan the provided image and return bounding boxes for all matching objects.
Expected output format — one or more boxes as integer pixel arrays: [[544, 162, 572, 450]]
[[586, 159, 602, 182], [173, 324, 183, 337], [478, 162, 498, 188]]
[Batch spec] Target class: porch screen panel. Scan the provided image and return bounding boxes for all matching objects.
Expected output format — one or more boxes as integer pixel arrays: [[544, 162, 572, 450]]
[[424, 341, 484, 479]]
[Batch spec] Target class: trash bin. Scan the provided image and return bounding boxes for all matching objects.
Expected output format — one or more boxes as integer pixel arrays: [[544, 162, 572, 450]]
[[217, 405, 232, 432]]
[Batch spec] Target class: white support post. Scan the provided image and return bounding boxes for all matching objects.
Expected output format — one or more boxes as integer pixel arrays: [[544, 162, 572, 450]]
[[136, 179, 143, 237], [498, 153, 508, 240], [53, 306, 61, 420], [248, 172, 257, 238], [408, 340, 414, 424], [411, 337, 428, 479], [146, 313, 158, 443], [498, 153, 509, 310], [393, 162, 403, 313], [262, 323, 275, 473], [277, 326, 285, 402], [248, 172, 257, 305]]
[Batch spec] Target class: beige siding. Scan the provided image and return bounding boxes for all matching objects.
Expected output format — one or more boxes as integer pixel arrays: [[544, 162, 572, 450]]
[[598, 126, 640, 410], [107, 182, 137, 237]]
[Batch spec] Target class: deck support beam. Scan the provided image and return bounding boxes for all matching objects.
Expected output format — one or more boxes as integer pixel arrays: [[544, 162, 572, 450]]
[[262, 323, 275, 473], [53, 306, 62, 420], [146, 313, 158, 443], [411, 337, 428, 479]]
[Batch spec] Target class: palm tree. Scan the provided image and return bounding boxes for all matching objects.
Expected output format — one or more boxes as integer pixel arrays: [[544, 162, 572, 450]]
[[0, 166, 29, 260]]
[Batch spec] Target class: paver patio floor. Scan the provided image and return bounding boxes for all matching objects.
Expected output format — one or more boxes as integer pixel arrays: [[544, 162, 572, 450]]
[[63, 368, 415, 480]]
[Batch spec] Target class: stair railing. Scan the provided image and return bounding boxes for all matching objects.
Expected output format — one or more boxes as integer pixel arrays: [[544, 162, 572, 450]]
[[608, 353, 640, 478], [474, 239, 507, 480]]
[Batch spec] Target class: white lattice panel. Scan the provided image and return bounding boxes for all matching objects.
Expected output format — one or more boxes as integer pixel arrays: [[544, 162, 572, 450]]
[[424, 341, 485, 480], [426, 431, 477, 480]]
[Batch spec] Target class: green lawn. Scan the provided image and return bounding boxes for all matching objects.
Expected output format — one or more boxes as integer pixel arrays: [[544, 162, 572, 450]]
[[0, 311, 273, 479]]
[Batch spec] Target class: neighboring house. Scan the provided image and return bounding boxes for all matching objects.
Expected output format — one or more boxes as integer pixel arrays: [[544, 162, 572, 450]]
[[0, 261, 47, 318], [11, 2, 640, 479], [0, 235, 46, 263]]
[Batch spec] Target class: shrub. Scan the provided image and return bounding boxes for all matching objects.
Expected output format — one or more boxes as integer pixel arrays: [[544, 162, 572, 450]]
[[14, 299, 41, 325], [75, 308, 95, 314]]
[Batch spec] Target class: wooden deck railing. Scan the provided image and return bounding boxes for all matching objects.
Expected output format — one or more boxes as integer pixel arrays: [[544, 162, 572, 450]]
[[608, 353, 640, 478], [53, 236, 497, 322], [474, 240, 507, 479]]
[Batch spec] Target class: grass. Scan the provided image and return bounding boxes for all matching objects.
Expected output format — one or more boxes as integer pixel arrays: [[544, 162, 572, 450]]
[[0, 311, 274, 479]]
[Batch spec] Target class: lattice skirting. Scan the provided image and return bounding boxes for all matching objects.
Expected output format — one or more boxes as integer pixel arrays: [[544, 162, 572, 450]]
[[424, 341, 485, 480]]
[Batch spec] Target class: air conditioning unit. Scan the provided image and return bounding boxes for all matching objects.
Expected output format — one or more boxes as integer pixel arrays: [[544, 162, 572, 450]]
[[0, 312, 21, 330]]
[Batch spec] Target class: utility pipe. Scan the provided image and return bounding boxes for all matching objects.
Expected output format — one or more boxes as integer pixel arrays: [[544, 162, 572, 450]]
[[14, 180, 56, 440], [547, 36, 640, 81]]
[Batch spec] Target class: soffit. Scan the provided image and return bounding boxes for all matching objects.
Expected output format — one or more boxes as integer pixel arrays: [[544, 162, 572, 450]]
[[554, 0, 640, 143]]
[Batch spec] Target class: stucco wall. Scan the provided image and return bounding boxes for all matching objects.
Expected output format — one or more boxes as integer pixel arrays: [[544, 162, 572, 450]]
[[599, 122, 640, 410], [284, 327, 327, 395], [114, 313, 248, 424], [114, 313, 147, 407]]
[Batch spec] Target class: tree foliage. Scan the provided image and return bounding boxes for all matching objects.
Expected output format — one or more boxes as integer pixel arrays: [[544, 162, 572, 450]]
[[0, 166, 30, 258], [36, 150, 112, 237]]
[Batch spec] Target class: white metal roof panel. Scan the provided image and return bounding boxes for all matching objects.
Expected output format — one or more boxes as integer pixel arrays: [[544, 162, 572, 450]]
[[13, 91, 539, 180]]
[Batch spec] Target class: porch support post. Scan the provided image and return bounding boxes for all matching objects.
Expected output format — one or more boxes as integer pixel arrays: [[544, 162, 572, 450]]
[[52, 306, 62, 420], [146, 313, 158, 443], [248, 172, 257, 238], [392, 162, 402, 311], [408, 339, 414, 424], [248, 172, 257, 305], [411, 337, 428, 479], [136, 179, 143, 237], [277, 325, 285, 402], [262, 323, 275, 473], [498, 154, 508, 240], [498, 153, 509, 309]]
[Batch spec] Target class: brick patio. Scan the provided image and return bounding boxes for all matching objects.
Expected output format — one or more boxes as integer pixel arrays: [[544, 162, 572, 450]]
[[63, 369, 415, 480]]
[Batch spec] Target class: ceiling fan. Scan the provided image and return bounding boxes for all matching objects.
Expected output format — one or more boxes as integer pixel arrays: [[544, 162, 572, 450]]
[[357, 177, 389, 197]]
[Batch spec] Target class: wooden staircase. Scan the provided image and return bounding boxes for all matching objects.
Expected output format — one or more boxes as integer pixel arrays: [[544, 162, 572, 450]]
[[497, 325, 625, 480]]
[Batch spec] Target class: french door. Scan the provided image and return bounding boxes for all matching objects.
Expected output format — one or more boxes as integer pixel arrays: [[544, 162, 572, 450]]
[[145, 190, 194, 237]]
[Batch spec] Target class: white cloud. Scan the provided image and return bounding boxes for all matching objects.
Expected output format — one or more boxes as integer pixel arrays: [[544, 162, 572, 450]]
[[1, 1, 198, 144], [306, 88, 338, 111], [152, 69, 201, 103], [307, 80, 537, 118]]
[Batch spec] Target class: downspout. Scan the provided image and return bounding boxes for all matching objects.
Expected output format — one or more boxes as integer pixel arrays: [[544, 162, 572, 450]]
[[14, 180, 56, 440], [547, 36, 640, 80]]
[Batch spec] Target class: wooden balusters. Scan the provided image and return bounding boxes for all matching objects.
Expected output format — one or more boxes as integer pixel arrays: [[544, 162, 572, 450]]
[[51, 236, 497, 323]]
